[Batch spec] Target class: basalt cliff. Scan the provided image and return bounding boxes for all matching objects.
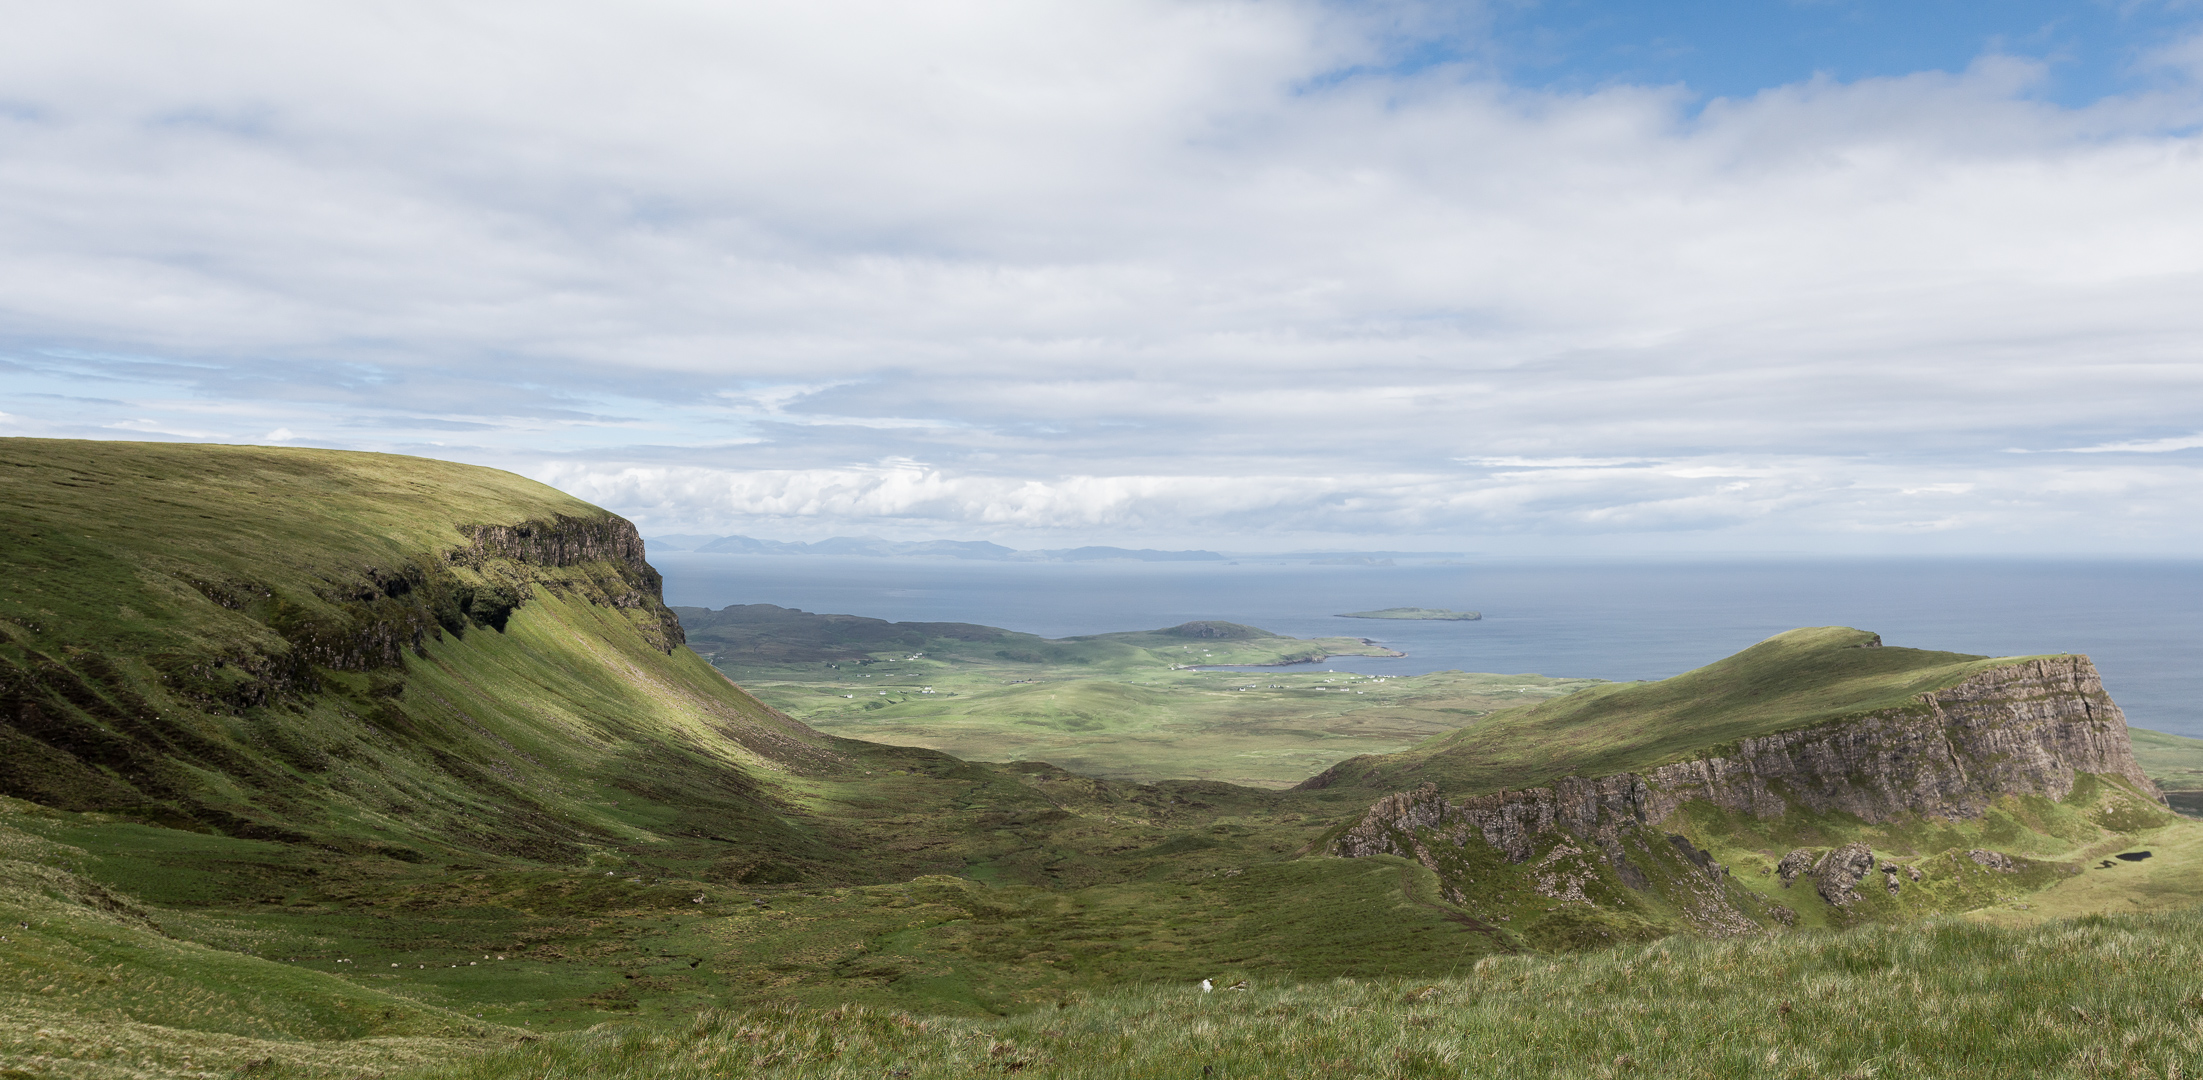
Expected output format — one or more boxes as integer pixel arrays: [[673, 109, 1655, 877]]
[[1325, 639, 2170, 933]]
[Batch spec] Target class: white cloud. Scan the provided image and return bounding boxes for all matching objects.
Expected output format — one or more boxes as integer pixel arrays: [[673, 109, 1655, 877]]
[[1460, 457, 1654, 469], [0, 3, 2200, 551], [2041, 433, 2203, 454], [530, 453, 2203, 554]]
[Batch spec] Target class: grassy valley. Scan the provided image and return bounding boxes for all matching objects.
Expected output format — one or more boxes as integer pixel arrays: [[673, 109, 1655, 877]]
[[681, 603, 1597, 787], [2, 438, 2200, 1078]]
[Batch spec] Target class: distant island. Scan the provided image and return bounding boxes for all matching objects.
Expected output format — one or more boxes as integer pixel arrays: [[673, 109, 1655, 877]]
[[1336, 607, 1482, 621]]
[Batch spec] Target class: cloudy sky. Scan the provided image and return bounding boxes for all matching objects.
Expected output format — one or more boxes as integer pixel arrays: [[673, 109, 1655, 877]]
[[5, 1, 2203, 554]]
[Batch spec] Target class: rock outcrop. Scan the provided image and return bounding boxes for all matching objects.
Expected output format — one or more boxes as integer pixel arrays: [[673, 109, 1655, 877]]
[[1809, 842, 1877, 906], [1623, 656, 2157, 822], [1331, 655, 2161, 923], [460, 514, 657, 581], [454, 515, 685, 652]]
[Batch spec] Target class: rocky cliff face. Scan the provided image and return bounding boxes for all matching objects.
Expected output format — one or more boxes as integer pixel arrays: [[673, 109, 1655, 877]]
[[1626, 656, 2156, 823], [460, 515, 656, 580], [1332, 656, 2161, 918], [454, 514, 684, 652]]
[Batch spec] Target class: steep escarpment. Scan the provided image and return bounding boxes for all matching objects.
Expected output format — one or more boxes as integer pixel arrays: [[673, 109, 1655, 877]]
[[1626, 655, 2154, 822], [0, 439, 1344, 891], [0, 440, 785, 858], [1326, 631, 2171, 935]]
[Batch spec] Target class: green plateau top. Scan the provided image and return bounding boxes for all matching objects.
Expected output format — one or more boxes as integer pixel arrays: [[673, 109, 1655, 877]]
[[1312, 626, 2063, 795]]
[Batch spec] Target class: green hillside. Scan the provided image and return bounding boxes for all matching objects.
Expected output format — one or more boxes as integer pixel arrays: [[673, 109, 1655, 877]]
[[1303, 626, 2049, 795], [3, 439, 2197, 1079], [0, 438, 836, 866]]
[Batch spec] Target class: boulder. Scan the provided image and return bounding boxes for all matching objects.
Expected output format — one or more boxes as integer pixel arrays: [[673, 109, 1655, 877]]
[[1811, 842, 1877, 906]]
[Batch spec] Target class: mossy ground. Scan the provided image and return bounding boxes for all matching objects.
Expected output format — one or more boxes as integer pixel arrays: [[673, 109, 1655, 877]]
[[391, 908, 2203, 1080]]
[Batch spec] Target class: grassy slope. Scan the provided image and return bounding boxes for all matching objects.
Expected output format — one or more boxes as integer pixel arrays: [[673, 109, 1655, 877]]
[[0, 438, 846, 867], [400, 908, 2203, 1080], [1308, 627, 2052, 796], [0, 797, 518, 1078]]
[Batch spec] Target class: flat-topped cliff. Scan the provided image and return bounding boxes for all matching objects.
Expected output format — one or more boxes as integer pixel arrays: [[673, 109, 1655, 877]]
[[1326, 632, 2170, 933]]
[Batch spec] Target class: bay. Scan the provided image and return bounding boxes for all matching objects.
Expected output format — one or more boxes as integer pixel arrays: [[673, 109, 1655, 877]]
[[651, 552, 2203, 738]]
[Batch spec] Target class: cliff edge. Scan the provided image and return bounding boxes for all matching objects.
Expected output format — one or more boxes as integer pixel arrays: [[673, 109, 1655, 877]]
[[1324, 630, 2170, 935]]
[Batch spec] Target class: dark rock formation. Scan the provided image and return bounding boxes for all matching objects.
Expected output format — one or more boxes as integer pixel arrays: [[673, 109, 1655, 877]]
[[461, 515, 654, 578], [1625, 657, 2158, 821], [453, 515, 684, 652], [1776, 849, 1815, 887], [1810, 842, 1876, 906]]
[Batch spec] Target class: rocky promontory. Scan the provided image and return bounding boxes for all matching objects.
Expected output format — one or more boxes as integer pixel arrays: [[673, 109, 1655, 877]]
[[1330, 651, 2164, 927]]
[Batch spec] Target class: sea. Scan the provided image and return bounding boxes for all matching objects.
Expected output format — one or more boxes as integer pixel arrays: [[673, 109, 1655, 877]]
[[651, 553, 2203, 739]]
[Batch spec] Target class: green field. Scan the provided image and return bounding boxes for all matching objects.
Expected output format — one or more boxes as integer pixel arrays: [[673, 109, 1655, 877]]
[[684, 604, 1598, 787], [2130, 727, 2203, 817], [3, 439, 2201, 1079]]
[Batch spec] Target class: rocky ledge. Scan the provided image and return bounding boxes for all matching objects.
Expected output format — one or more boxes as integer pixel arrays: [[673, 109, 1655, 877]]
[[1332, 655, 2161, 892]]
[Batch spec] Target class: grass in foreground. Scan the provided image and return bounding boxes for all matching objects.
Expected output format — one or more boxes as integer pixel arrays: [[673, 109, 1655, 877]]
[[398, 908, 2203, 1080]]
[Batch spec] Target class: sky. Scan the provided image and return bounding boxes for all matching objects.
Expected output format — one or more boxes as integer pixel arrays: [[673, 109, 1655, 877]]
[[4, 1, 2203, 554]]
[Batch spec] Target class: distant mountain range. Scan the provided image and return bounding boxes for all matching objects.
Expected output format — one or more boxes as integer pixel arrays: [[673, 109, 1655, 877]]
[[644, 534, 1467, 563]]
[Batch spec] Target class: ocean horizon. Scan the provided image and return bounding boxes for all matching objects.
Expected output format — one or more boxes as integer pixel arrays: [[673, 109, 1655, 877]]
[[652, 551, 2203, 740]]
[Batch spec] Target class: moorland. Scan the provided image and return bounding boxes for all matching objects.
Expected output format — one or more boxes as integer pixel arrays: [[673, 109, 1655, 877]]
[[4, 438, 2203, 1079]]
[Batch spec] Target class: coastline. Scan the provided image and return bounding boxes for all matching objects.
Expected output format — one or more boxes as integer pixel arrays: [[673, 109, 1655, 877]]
[[1189, 638, 1406, 669]]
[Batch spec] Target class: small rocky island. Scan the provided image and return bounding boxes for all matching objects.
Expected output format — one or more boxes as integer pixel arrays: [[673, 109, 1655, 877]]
[[1336, 607, 1482, 621]]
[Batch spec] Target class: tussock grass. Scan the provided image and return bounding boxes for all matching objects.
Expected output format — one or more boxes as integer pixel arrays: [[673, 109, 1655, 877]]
[[400, 909, 2203, 1080]]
